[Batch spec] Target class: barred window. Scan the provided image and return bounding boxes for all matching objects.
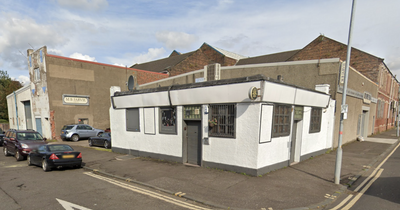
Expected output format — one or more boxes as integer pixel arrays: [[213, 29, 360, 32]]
[[209, 104, 235, 138], [309, 108, 322, 133], [272, 105, 292, 137], [160, 107, 177, 134]]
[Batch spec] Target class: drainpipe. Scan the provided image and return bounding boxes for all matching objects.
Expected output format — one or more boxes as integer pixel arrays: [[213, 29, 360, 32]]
[[14, 91, 19, 130]]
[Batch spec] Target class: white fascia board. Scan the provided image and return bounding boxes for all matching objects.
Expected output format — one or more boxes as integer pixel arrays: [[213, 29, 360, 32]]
[[169, 81, 261, 105], [262, 82, 297, 104], [112, 92, 171, 108], [294, 88, 330, 107], [113, 81, 262, 108]]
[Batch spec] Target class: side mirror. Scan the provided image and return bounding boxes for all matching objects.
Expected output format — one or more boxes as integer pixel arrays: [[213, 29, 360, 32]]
[[43, 138, 47, 141]]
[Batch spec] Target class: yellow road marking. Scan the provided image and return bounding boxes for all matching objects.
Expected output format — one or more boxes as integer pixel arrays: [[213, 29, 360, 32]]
[[330, 141, 400, 210], [84, 172, 210, 210]]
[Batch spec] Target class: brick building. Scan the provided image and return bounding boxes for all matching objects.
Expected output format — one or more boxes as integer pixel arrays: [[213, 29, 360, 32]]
[[7, 46, 168, 140], [131, 43, 246, 76], [288, 35, 399, 133]]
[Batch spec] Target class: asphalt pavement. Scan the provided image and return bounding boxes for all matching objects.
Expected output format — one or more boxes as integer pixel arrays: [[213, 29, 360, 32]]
[[59, 129, 400, 210]]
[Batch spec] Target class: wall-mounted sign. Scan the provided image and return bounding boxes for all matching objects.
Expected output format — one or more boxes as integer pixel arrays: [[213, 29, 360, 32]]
[[249, 87, 258, 100], [363, 92, 372, 104], [62, 94, 90, 106], [294, 106, 304, 121]]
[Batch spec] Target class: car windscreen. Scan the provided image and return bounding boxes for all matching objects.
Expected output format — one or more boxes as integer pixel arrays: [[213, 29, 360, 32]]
[[48, 145, 74, 152], [62, 125, 74, 130], [17, 132, 44, 140]]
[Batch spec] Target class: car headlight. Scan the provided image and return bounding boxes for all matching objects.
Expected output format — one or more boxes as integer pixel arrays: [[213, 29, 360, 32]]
[[21, 143, 29, 149]]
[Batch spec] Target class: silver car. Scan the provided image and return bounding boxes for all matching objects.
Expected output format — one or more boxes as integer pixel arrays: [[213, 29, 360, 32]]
[[60, 124, 104, 142]]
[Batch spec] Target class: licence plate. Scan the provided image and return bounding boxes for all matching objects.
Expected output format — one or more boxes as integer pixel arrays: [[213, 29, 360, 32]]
[[62, 155, 75, 159]]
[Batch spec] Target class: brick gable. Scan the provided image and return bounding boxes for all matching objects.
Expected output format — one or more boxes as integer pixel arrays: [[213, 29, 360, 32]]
[[289, 35, 383, 83]]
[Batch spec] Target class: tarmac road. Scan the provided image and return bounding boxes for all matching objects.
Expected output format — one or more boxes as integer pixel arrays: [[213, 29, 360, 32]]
[[0, 144, 211, 210]]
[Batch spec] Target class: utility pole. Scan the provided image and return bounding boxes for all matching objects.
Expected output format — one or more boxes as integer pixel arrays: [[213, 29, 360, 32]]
[[334, 0, 357, 185]]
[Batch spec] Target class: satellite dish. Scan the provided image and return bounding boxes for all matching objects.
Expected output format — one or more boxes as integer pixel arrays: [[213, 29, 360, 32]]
[[128, 75, 134, 91]]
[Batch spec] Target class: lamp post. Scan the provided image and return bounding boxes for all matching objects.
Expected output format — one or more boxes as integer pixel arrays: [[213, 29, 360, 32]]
[[334, 0, 357, 185]]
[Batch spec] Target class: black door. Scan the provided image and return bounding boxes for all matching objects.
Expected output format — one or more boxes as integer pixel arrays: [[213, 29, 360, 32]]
[[187, 121, 201, 165]]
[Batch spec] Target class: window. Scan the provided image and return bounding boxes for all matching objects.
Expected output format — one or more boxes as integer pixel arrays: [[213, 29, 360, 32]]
[[34, 68, 40, 82], [309, 108, 322, 133], [159, 107, 176, 134], [126, 108, 140, 132], [272, 104, 292, 137], [209, 104, 236, 138]]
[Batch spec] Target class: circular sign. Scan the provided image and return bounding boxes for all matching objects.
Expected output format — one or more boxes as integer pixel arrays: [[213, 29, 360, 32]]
[[249, 87, 258, 100]]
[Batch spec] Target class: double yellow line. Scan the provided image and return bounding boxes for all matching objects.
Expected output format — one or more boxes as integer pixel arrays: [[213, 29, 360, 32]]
[[84, 172, 211, 210], [331, 141, 400, 210]]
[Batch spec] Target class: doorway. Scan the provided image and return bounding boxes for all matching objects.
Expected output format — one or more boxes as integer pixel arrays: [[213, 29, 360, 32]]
[[186, 121, 202, 165]]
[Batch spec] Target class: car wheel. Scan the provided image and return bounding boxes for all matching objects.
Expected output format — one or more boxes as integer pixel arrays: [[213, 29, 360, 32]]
[[3, 147, 10, 156], [15, 150, 24, 161], [97, 132, 103, 137], [42, 159, 51, 172], [27, 155, 32, 166], [104, 141, 110, 149], [88, 139, 92, 147], [71, 134, 79, 142]]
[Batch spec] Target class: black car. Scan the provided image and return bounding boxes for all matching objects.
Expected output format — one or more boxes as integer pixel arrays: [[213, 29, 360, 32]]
[[3, 129, 47, 161], [28, 144, 82, 172], [88, 132, 111, 149]]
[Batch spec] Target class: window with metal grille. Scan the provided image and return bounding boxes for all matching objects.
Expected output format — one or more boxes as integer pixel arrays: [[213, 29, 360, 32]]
[[126, 108, 140, 132], [272, 104, 292, 137], [209, 104, 236, 138], [160, 107, 177, 134], [309, 108, 322, 133]]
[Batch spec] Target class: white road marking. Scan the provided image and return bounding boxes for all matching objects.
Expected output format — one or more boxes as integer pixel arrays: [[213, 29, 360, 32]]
[[330, 141, 400, 210], [84, 172, 211, 210], [56, 198, 92, 210]]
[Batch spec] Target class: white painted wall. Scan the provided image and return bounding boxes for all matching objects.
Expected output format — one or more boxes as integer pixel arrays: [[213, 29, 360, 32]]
[[110, 105, 183, 158], [202, 103, 260, 169], [300, 100, 336, 156], [6, 85, 32, 130], [257, 104, 292, 169]]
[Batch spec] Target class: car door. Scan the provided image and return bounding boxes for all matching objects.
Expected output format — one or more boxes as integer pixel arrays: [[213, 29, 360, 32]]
[[8, 131, 17, 154], [85, 125, 96, 137], [76, 125, 87, 138], [31, 145, 47, 165]]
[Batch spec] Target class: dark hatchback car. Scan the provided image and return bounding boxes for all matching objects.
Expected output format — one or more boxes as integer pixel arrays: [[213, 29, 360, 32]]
[[28, 144, 82, 172], [3, 129, 47, 161], [88, 132, 111, 149]]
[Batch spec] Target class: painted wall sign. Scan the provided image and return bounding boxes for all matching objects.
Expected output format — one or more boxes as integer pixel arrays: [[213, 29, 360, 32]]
[[62, 94, 90, 106]]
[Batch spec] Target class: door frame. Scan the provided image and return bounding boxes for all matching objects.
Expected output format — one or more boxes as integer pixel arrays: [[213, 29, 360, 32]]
[[182, 120, 202, 166]]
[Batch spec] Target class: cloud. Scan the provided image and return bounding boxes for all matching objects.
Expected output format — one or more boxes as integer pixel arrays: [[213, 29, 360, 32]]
[[131, 48, 167, 64], [56, 0, 108, 11], [18, 75, 30, 86], [0, 15, 68, 70], [69, 53, 97, 62], [156, 31, 198, 50]]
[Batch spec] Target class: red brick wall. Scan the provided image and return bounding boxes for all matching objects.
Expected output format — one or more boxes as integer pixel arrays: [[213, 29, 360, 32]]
[[135, 70, 168, 85], [169, 50, 210, 76], [289, 36, 382, 83]]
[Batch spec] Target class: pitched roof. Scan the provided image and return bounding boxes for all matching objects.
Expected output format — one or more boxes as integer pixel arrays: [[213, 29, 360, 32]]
[[235, 50, 300, 66], [130, 51, 196, 73], [205, 43, 247, 60]]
